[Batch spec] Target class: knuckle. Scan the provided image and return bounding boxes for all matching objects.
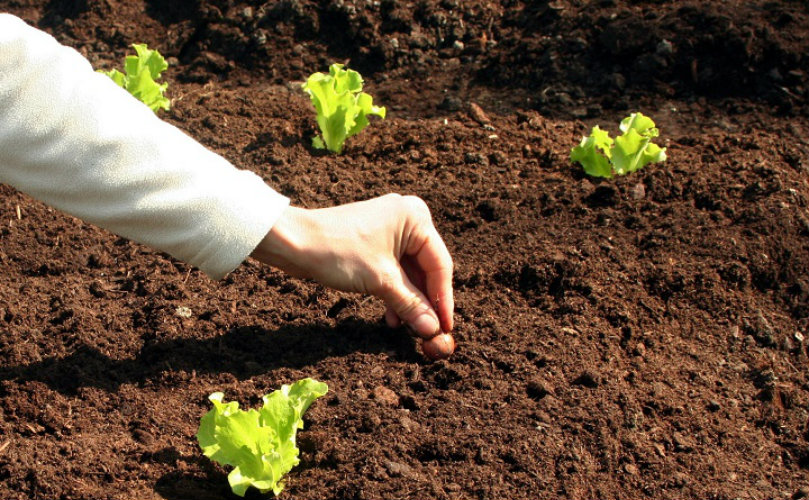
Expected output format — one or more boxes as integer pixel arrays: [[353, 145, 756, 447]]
[[382, 192, 404, 202], [395, 291, 424, 317], [401, 195, 432, 224], [403, 195, 429, 214], [381, 194, 432, 223]]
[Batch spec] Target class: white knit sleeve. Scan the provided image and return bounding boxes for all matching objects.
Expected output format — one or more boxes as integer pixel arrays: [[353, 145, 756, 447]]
[[0, 14, 289, 279]]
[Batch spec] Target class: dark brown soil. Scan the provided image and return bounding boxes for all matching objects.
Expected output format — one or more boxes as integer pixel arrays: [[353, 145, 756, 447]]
[[2, 1, 809, 499]]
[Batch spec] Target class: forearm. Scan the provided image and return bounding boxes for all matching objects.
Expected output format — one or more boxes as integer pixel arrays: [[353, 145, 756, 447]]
[[0, 14, 288, 279]]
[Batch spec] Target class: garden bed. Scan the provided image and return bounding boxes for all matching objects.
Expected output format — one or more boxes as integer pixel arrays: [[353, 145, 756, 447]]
[[1, 1, 808, 499]]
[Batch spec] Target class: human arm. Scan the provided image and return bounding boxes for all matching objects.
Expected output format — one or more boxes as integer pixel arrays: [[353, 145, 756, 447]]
[[0, 14, 455, 354], [0, 13, 289, 279]]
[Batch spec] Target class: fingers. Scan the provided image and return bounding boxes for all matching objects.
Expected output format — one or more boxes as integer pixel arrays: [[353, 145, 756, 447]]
[[425, 265, 455, 333], [376, 264, 440, 339], [408, 226, 455, 333], [401, 252, 454, 334], [384, 196, 454, 335]]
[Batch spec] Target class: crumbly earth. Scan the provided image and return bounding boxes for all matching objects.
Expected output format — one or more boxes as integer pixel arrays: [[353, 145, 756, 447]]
[[1, 1, 808, 499]]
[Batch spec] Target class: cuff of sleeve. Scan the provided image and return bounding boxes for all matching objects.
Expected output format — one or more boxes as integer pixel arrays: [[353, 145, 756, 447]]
[[189, 169, 290, 280]]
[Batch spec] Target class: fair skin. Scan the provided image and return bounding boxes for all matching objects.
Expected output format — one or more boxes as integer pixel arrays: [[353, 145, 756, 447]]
[[0, 15, 453, 355], [250, 194, 455, 350]]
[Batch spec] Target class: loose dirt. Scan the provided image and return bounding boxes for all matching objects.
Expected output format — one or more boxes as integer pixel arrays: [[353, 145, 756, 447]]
[[1, 1, 808, 499]]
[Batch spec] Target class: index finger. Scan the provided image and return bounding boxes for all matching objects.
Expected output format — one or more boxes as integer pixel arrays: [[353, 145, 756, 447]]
[[410, 226, 454, 333]]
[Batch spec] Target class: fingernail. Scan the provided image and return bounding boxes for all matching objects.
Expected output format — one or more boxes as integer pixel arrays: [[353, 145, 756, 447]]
[[409, 312, 439, 338]]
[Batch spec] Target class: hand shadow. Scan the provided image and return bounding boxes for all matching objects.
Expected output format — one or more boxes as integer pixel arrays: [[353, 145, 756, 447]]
[[0, 318, 422, 395]]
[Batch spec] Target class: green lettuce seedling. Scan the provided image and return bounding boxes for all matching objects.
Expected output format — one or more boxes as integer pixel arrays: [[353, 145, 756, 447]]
[[302, 63, 386, 153], [99, 44, 170, 113], [571, 112, 666, 178], [196, 378, 328, 497]]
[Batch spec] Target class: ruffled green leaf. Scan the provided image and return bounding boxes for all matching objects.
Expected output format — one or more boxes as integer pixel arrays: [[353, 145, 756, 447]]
[[303, 63, 386, 153], [570, 112, 666, 178], [570, 125, 614, 178], [619, 112, 657, 136], [102, 68, 127, 87], [611, 128, 667, 175], [285, 378, 329, 427], [98, 44, 170, 113], [197, 379, 328, 497]]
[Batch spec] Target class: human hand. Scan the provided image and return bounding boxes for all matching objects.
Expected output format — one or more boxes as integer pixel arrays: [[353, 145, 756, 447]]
[[251, 194, 455, 357]]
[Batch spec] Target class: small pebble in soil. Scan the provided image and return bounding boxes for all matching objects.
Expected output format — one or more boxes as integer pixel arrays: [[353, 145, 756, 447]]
[[526, 379, 552, 400], [384, 460, 412, 477], [631, 183, 646, 200], [672, 431, 695, 452], [175, 306, 192, 318], [399, 415, 418, 432], [372, 385, 399, 406], [467, 102, 490, 125]]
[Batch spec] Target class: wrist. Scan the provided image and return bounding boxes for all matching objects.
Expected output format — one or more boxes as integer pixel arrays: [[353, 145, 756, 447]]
[[251, 206, 319, 277]]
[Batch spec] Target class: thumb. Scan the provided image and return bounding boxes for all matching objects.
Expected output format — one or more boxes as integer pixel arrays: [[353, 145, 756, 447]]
[[378, 267, 440, 338]]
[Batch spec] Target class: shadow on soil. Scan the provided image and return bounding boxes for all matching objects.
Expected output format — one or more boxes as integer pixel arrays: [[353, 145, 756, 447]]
[[0, 318, 419, 395], [145, 447, 233, 500]]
